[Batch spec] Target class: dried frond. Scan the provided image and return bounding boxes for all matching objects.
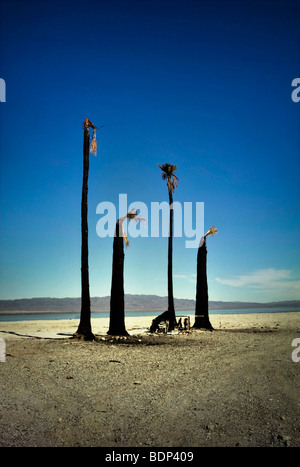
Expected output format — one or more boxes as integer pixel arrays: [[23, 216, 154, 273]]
[[117, 210, 144, 248], [115, 221, 130, 248], [90, 134, 97, 156], [90, 141, 97, 155], [123, 229, 129, 248], [204, 226, 219, 238], [125, 209, 144, 224], [83, 118, 104, 155], [83, 118, 103, 131], [126, 210, 138, 221]]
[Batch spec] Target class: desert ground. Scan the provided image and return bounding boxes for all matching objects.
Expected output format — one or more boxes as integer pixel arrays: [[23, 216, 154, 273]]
[[0, 312, 299, 447]]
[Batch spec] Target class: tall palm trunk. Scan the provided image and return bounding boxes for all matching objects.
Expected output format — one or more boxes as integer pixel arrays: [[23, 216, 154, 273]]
[[151, 163, 178, 333], [167, 190, 176, 330], [193, 236, 214, 330], [107, 220, 129, 336], [108, 211, 142, 336], [74, 119, 95, 340]]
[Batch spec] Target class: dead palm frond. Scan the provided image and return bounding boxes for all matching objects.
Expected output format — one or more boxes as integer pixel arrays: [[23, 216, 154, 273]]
[[158, 163, 179, 193], [122, 229, 129, 248], [82, 118, 104, 156], [117, 209, 144, 248], [204, 226, 219, 238], [90, 127, 97, 156]]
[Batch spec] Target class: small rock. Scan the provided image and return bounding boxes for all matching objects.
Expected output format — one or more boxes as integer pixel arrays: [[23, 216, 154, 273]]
[[206, 424, 214, 431], [278, 434, 290, 446]]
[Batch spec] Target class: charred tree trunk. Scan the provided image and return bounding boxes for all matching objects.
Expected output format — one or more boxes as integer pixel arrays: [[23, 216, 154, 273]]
[[74, 120, 95, 340], [167, 190, 177, 330], [151, 192, 177, 333], [193, 237, 213, 331], [107, 221, 129, 336]]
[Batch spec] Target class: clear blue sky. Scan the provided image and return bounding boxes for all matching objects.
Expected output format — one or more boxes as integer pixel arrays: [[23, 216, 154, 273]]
[[0, 0, 299, 303]]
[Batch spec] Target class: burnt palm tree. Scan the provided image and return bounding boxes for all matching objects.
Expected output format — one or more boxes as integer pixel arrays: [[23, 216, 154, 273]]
[[151, 163, 178, 332], [193, 226, 218, 331], [107, 210, 143, 336], [74, 118, 99, 340]]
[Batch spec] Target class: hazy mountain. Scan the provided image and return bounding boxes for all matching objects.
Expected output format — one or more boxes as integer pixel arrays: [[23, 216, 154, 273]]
[[0, 295, 299, 314]]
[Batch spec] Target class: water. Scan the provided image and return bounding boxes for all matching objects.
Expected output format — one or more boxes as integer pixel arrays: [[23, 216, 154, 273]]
[[0, 307, 299, 322]]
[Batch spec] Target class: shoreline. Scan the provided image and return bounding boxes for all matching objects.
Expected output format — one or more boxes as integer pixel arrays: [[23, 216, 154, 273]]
[[0, 307, 299, 318], [1, 302, 299, 317]]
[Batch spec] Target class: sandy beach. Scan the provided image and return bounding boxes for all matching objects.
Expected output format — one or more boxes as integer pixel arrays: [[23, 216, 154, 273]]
[[0, 312, 299, 447]]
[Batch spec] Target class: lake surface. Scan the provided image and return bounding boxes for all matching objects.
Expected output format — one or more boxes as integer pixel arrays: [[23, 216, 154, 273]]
[[0, 307, 299, 322]]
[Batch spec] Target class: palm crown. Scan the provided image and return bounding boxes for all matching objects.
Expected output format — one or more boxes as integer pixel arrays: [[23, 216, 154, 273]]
[[204, 226, 218, 238], [158, 163, 179, 193], [117, 210, 143, 248]]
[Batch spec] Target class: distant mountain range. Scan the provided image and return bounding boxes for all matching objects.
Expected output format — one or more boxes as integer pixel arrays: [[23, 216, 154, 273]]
[[0, 295, 299, 314]]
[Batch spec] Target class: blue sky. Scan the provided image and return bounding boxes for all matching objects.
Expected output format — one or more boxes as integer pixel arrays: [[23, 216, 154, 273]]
[[0, 0, 299, 303]]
